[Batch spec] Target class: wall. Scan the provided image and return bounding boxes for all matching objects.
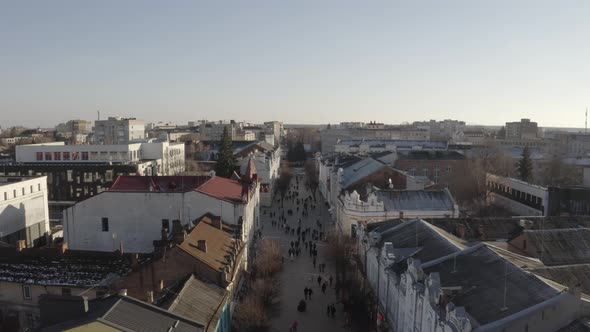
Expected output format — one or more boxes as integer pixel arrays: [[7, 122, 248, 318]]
[[0, 177, 49, 247], [0, 281, 99, 331], [16, 142, 142, 163], [64, 185, 259, 254]]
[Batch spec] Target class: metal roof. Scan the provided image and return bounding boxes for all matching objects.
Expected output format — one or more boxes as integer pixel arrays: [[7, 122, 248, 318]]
[[376, 190, 455, 211]]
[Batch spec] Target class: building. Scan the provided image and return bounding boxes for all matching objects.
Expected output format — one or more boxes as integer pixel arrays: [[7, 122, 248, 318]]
[[55, 120, 92, 134], [0, 176, 49, 247], [364, 227, 586, 332], [0, 245, 130, 331], [337, 189, 459, 236], [16, 140, 185, 176], [334, 139, 447, 155], [63, 174, 260, 254], [393, 150, 467, 184], [199, 121, 240, 141], [236, 141, 281, 206], [486, 173, 549, 216], [159, 275, 231, 332], [320, 126, 433, 154], [414, 119, 466, 140], [94, 116, 145, 145], [39, 293, 205, 332], [508, 228, 590, 266], [506, 118, 539, 139]]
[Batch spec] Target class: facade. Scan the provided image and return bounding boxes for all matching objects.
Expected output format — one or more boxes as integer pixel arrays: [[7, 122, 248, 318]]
[[263, 121, 283, 146], [63, 175, 260, 254], [334, 139, 447, 155], [361, 222, 586, 332], [0, 176, 49, 247], [236, 142, 281, 206], [506, 118, 539, 139], [394, 150, 467, 184], [94, 116, 145, 145], [55, 120, 92, 134], [486, 173, 549, 216], [336, 189, 459, 236], [0, 245, 130, 331], [199, 121, 241, 141], [16, 141, 185, 175]]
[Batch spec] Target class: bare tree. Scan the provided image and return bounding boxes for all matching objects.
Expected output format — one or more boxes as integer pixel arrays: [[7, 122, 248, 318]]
[[541, 155, 580, 187], [304, 160, 319, 198], [254, 239, 282, 279], [276, 164, 292, 200], [233, 294, 270, 332]]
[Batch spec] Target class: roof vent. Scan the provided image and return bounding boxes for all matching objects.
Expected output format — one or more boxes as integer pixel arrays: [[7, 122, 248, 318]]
[[197, 240, 207, 252]]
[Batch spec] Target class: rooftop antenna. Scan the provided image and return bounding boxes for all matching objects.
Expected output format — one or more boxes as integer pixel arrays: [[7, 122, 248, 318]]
[[501, 261, 509, 311], [97, 110, 100, 121], [586, 108, 588, 134]]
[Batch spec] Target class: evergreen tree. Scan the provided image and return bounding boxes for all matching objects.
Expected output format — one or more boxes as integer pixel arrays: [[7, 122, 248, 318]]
[[214, 127, 235, 178], [517, 146, 533, 182]]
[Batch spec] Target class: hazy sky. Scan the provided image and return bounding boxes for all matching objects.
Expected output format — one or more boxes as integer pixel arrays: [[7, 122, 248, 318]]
[[2, 1, 590, 128]]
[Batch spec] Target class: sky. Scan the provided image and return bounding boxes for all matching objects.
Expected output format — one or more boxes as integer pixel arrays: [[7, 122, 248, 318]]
[[1, 1, 590, 128]]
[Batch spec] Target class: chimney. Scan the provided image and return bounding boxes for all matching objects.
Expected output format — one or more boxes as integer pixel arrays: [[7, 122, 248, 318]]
[[16, 240, 26, 252], [146, 291, 154, 304], [211, 216, 223, 230], [159, 280, 164, 291], [119, 289, 127, 296], [456, 224, 466, 239], [197, 240, 207, 252], [399, 211, 404, 219], [171, 220, 186, 244]]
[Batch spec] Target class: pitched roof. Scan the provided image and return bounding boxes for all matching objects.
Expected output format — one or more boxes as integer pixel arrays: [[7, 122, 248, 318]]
[[524, 228, 590, 266], [528, 264, 590, 297], [376, 219, 464, 264], [340, 158, 389, 189], [109, 176, 210, 192], [422, 244, 562, 327], [163, 275, 228, 332], [376, 190, 456, 211], [177, 215, 237, 274], [196, 176, 246, 204], [41, 295, 204, 332]]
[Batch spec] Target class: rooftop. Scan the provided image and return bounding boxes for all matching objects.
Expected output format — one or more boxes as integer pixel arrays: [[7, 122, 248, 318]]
[[177, 214, 238, 274], [528, 264, 590, 297], [0, 249, 131, 287], [110, 176, 210, 193], [524, 228, 590, 266], [161, 275, 228, 332], [196, 176, 249, 204], [422, 244, 562, 327], [397, 150, 465, 160], [376, 189, 456, 211], [375, 219, 464, 265], [41, 294, 204, 332], [340, 158, 389, 189]]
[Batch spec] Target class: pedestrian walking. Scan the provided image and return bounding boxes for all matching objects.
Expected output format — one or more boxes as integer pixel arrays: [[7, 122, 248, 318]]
[[313, 257, 316, 268], [329, 275, 333, 287], [331, 304, 336, 317], [322, 283, 327, 294], [317, 275, 322, 286], [304, 287, 309, 300], [309, 288, 313, 300], [326, 304, 331, 316]]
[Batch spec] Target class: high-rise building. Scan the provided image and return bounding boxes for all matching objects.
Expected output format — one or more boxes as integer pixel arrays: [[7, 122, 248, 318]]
[[95, 117, 145, 145], [506, 118, 538, 139]]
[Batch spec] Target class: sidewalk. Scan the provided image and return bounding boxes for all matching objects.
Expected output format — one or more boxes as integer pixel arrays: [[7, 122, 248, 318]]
[[261, 170, 350, 332]]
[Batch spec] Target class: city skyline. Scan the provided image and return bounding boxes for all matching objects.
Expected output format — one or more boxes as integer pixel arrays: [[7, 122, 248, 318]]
[[2, 1, 590, 128]]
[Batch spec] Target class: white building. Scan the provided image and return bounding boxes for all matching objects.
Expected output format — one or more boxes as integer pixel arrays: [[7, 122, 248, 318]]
[[334, 140, 447, 155], [15, 141, 185, 176], [337, 189, 459, 236], [0, 176, 49, 247], [486, 173, 549, 216], [237, 142, 281, 206], [63, 174, 260, 254], [361, 220, 587, 332], [95, 116, 145, 145]]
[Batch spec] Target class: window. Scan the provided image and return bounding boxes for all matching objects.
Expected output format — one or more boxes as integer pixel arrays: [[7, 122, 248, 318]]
[[23, 285, 32, 300], [22, 188, 25, 195], [61, 288, 72, 296], [446, 166, 452, 174], [101, 217, 109, 232], [63, 152, 70, 160], [36, 152, 43, 161], [100, 152, 107, 160], [54, 152, 61, 161], [3, 192, 6, 200], [81, 152, 89, 160], [45, 152, 52, 161], [72, 152, 80, 160], [30, 185, 33, 193], [162, 219, 170, 232], [13, 189, 16, 198], [38, 183, 41, 191], [91, 152, 98, 160]]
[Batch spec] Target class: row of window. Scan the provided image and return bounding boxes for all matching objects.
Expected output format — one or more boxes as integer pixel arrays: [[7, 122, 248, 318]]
[[22, 284, 106, 301], [1, 183, 42, 201], [487, 181, 543, 207], [101, 218, 171, 233], [35, 151, 138, 161]]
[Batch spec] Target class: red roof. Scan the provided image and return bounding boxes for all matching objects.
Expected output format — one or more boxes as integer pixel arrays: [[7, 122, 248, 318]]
[[110, 176, 210, 192], [196, 176, 246, 204]]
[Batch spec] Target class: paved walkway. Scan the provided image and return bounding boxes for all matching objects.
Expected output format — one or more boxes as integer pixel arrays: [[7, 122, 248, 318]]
[[261, 169, 350, 332]]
